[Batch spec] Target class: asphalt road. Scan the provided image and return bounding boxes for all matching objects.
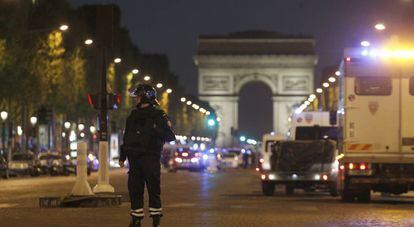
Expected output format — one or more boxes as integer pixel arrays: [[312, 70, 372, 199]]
[[1, 168, 414, 227]]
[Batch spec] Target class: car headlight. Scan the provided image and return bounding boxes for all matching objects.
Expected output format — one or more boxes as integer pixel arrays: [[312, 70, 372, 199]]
[[175, 157, 182, 163], [191, 158, 199, 163]]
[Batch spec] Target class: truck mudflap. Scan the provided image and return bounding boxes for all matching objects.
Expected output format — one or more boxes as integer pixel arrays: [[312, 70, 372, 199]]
[[350, 177, 414, 184]]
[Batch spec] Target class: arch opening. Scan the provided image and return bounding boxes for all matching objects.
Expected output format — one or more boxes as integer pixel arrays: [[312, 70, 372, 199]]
[[238, 81, 273, 140]]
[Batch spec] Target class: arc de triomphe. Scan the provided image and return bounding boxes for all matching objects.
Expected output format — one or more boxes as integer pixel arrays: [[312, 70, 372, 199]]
[[194, 31, 317, 147]]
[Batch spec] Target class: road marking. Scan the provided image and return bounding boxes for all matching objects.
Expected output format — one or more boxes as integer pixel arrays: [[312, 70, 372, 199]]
[[0, 203, 19, 208], [166, 203, 196, 208]]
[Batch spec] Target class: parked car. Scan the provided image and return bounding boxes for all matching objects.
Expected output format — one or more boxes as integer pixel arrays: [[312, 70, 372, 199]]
[[8, 152, 41, 177], [38, 152, 64, 176]]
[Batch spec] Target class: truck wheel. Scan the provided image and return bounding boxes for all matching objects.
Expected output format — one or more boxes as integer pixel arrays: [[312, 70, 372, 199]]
[[262, 181, 275, 196], [341, 187, 355, 202], [357, 190, 371, 203], [286, 186, 294, 195]]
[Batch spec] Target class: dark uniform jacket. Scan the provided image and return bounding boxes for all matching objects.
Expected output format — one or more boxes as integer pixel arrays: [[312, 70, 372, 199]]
[[120, 105, 175, 162]]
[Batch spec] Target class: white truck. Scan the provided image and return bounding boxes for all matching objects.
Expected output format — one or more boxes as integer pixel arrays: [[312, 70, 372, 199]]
[[337, 48, 414, 202]]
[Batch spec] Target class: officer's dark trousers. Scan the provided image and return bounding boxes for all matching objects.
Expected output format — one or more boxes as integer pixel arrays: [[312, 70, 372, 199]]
[[128, 156, 162, 218]]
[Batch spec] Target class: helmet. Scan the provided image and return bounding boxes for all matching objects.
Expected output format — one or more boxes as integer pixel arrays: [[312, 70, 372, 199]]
[[129, 84, 157, 104]]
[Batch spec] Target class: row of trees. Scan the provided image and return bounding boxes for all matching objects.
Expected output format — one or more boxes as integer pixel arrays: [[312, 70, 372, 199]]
[[0, 0, 216, 152]]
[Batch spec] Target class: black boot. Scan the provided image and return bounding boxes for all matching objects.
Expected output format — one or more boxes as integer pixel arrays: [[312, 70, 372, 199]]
[[129, 217, 142, 227], [152, 215, 161, 227]]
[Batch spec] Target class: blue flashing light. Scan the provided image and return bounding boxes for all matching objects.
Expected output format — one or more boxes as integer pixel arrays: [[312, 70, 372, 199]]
[[208, 119, 216, 127]]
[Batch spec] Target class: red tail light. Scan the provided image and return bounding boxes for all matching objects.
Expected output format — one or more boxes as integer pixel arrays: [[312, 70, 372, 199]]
[[359, 163, 366, 170]]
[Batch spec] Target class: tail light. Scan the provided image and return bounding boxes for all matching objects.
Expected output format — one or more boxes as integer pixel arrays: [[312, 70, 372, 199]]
[[261, 174, 266, 180], [344, 162, 372, 175], [322, 174, 328, 181]]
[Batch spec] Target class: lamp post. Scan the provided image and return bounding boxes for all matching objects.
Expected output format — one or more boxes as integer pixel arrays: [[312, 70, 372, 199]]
[[30, 116, 37, 153], [1, 111, 8, 156]]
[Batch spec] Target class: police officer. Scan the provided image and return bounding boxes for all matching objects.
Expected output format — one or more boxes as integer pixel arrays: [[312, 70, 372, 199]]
[[119, 84, 176, 227]]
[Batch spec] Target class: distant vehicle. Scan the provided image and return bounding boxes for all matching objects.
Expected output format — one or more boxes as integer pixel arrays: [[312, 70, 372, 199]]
[[63, 155, 92, 176], [171, 148, 204, 172], [38, 152, 64, 176], [8, 152, 41, 177], [336, 48, 414, 202], [218, 152, 239, 169], [260, 140, 339, 196], [289, 112, 336, 140], [0, 156, 8, 178]]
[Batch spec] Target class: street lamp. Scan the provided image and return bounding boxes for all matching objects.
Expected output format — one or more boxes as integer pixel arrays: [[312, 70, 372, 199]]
[[360, 40, 370, 47], [1, 111, 7, 156], [328, 77, 336, 83], [90, 126, 96, 134], [84, 39, 93, 45], [64, 121, 71, 129], [156, 83, 163, 89], [59, 24, 69, 31], [316, 88, 323, 93], [144, 75, 151, 81], [323, 82, 330, 88], [374, 23, 386, 31], [114, 58, 122, 64], [132, 69, 139, 74], [166, 88, 172, 94], [180, 97, 186, 102], [30, 116, 37, 126], [78, 123, 85, 131]]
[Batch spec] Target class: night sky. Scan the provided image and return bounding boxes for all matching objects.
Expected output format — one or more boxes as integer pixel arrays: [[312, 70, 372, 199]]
[[71, 0, 413, 137]]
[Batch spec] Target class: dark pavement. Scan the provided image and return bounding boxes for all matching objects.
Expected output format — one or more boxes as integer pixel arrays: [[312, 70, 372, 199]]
[[1, 168, 414, 226]]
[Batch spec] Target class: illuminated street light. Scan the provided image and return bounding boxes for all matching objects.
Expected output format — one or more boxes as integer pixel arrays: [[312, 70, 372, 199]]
[[84, 39, 93, 45], [132, 69, 139, 74], [360, 40, 370, 47], [186, 101, 192, 105], [64, 121, 71, 129], [114, 58, 122, 64], [30, 116, 37, 126], [239, 136, 246, 142], [328, 77, 336, 83], [323, 82, 330, 88], [156, 83, 163, 88], [80, 132, 85, 138], [309, 94, 316, 100], [374, 23, 386, 31], [335, 71, 341, 76], [144, 76, 151, 81], [62, 132, 66, 138], [180, 97, 186, 102], [0, 111, 8, 121], [90, 126, 96, 134], [166, 88, 172, 94], [17, 126, 23, 136], [206, 111, 211, 115], [216, 117, 221, 122], [59, 24, 69, 31], [78, 123, 85, 131], [305, 101, 311, 105], [316, 88, 323, 93]]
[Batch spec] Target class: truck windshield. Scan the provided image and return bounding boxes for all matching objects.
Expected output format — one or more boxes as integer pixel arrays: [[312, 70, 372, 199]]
[[355, 77, 391, 95], [270, 140, 335, 172]]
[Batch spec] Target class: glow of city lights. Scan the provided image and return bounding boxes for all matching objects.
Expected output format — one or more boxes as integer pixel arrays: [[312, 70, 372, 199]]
[[375, 23, 386, 31], [323, 82, 330, 88], [114, 58, 122, 64], [335, 71, 341, 76], [305, 101, 311, 105], [206, 111, 211, 115], [0, 111, 7, 121], [84, 39, 93, 45], [186, 101, 192, 105], [156, 83, 163, 88], [360, 40, 370, 47], [166, 88, 172, 94], [144, 76, 151, 81], [64, 121, 71, 129], [59, 24, 69, 31], [30, 116, 37, 125], [208, 119, 216, 126], [90, 126, 96, 134], [309, 94, 316, 100], [131, 69, 139, 75], [180, 97, 186, 102], [80, 132, 85, 138], [17, 126, 23, 136], [78, 123, 85, 131], [316, 88, 323, 93], [62, 132, 66, 138], [328, 77, 336, 83]]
